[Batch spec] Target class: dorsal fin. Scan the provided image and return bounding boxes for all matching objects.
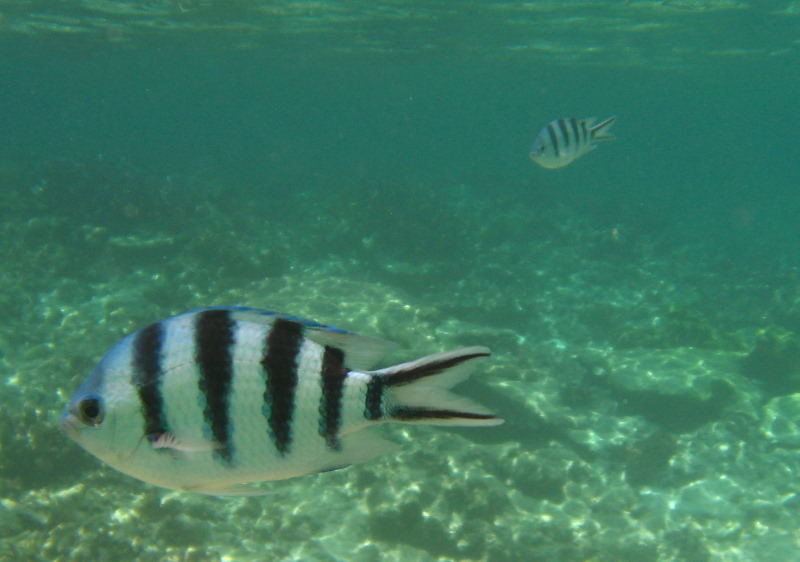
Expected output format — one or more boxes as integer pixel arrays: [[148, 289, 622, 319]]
[[177, 306, 396, 371], [303, 328, 396, 371]]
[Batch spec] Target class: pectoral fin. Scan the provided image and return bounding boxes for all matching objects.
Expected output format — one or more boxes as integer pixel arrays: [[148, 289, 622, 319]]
[[148, 432, 221, 453]]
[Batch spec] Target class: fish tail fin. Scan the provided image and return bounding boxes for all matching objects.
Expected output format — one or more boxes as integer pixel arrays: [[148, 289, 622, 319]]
[[373, 346, 503, 427], [591, 115, 616, 141]]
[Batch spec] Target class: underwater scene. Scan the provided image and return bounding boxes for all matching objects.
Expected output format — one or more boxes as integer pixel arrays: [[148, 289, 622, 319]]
[[2, 1, 800, 560]]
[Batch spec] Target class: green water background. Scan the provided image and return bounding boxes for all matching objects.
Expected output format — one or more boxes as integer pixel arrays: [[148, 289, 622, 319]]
[[2, 2, 800, 560]]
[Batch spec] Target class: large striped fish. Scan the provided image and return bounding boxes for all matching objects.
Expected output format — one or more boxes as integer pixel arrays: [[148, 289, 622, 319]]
[[530, 116, 616, 169], [61, 306, 502, 495]]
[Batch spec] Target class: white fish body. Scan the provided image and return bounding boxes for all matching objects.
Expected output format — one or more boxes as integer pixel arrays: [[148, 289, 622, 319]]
[[530, 116, 616, 169], [61, 306, 502, 495]]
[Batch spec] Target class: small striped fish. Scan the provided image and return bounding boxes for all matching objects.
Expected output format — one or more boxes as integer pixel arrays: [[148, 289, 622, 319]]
[[530, 116, 616, 169], [61, 306, 503, 495]]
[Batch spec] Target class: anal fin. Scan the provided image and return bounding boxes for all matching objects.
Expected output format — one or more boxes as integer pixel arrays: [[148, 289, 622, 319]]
[[183, 482, 275, 497], [304, 429, 399, 477]]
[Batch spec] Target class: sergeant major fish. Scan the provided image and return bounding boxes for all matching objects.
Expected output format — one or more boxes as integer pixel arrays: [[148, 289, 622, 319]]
[[61, 306, 503, 495], [530, 116, 616, 169]]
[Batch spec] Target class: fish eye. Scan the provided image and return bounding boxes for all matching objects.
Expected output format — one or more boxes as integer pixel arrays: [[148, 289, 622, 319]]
[[77, 394, 105, 427]]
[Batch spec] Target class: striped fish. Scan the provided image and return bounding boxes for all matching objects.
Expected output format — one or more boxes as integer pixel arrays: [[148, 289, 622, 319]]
[[61, 306, 503, 495], [530, 116, 616, 169]]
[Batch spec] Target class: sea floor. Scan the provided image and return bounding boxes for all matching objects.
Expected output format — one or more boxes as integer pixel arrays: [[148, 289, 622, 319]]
[[1, 157, 800, 561]]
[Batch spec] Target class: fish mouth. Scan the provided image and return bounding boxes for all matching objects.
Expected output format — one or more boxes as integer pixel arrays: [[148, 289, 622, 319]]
[[60, 412, 79, 439]]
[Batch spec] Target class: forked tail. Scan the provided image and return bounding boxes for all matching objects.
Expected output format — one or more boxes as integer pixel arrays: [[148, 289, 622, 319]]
[[590, 116, 616, 141], [369, 346, 503, 426]]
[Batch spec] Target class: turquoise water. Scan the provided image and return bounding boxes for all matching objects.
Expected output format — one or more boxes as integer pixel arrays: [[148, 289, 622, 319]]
[[2, 1, 800, 560]]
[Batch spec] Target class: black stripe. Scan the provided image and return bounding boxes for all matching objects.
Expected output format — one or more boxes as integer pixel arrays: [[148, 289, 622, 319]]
[[318, 346, 348, 451], [132, 321, 167, 438], [383, 352, 490, 387], [570, 118, 582, 148], [261, 318, 304, 455], [364, 375, 384, 420], [557, 118, 571, 154], [581, 120, 589, 143], [391, 407, 499, 422], [546, 123, 559, 156], [195, 309, 236, 463]]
